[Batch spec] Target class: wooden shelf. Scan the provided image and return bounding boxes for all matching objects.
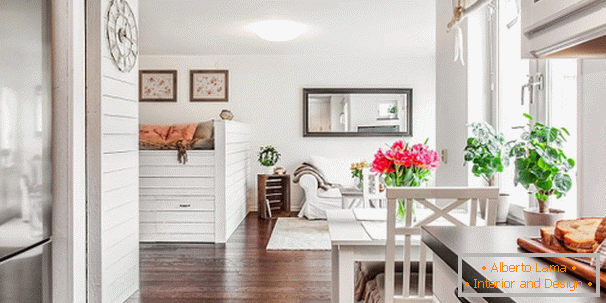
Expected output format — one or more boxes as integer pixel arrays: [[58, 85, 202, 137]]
[[257, 174, 291, 219]]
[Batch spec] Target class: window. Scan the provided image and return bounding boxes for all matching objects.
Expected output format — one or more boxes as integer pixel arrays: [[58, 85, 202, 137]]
[[494, 2, 579, 221], [545, 59, 578, 217], [497, 59, 578, 220]]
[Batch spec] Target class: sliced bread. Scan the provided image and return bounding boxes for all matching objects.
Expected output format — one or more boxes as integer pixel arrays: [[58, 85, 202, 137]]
[[541, 226, 564, 248], [554, 217, 602, 241], [563, 232, 598, 253], [595, 217, 606, 244]]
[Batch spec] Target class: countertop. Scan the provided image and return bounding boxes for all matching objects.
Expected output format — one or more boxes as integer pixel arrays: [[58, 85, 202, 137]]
[[421, 226, 606, 303]]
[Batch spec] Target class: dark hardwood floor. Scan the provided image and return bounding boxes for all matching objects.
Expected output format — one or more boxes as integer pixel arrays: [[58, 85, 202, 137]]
[[126, 212, 332, 303]]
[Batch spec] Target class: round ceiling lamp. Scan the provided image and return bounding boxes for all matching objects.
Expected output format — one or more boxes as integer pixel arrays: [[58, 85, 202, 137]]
[[248, 20, 308, 42]]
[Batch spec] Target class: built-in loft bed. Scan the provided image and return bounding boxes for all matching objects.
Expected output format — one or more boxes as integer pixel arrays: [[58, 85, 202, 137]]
[[139, 120, 251, 243]]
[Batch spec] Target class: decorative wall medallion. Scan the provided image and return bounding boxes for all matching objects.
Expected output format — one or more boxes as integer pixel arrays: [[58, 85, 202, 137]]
[[190, 70, 229, 102], [107, 0, 138, 72]]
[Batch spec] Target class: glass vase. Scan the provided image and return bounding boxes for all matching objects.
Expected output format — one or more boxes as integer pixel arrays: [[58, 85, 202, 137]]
[[396, 199, 417, 223]]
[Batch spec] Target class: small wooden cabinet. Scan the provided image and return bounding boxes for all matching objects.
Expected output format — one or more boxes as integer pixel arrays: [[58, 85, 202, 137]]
[[257, 174, 291, 219]]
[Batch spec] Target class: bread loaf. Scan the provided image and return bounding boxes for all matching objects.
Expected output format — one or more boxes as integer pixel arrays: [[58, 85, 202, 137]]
[[554, 217, 602, 241]]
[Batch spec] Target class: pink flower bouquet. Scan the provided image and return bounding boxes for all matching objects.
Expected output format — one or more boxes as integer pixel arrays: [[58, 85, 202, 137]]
[[371, 140, 441, 218]]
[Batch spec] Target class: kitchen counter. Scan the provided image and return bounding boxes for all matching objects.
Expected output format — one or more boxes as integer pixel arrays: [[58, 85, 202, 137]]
[[421, 226, 606, 303]]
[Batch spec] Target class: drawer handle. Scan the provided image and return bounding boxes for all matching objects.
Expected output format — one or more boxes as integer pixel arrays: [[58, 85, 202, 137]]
[[179, 204, 191, 208], [454, 287, 473, 303]]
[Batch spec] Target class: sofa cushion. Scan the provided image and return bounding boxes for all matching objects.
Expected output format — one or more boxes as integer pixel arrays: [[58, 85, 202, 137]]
[[310, 156, 364, 187], [317, 187, 342, 199]]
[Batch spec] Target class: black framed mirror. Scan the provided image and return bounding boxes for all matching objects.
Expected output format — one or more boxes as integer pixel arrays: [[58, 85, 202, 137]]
[[303, 88, 413, 137]]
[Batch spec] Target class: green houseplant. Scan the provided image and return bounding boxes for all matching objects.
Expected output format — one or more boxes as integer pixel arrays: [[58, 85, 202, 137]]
[[258, 145, 281, 174], [509, 114, 574, 225], [464, 122, 509, 186], [464, 122, 511, 222]]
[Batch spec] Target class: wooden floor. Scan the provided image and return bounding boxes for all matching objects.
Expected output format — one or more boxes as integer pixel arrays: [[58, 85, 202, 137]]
[[126, 212, 332, 303]]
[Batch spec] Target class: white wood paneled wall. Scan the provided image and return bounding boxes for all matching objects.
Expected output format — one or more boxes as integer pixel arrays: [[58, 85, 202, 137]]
[[139, 150, 217, 242], [86, 0, 139, 302], [215, 120, 251, 243]]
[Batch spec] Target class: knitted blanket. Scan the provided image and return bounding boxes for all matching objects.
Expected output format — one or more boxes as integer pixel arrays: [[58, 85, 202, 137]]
[[293, 162, 340, 190]]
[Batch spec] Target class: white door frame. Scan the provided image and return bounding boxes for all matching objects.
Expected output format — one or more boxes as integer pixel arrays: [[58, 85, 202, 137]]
[[51, 0, 87, 302]]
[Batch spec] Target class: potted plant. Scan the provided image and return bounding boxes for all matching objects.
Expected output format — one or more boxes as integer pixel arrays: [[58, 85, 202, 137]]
[[464, 121, 511, 223], [509, 114, 575, 226], [350, 161, 370, 190], [371, 140, 441, 220], [258, 145, 281, 174]]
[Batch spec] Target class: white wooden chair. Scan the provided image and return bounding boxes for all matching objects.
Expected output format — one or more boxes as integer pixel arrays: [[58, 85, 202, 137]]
[[384, 187, 499, 303], [361, 168, 386, 208]]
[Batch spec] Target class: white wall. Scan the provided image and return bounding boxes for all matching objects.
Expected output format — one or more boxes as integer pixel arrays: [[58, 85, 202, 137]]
[[579, 60, 606, 216], [87, 0, 139, 302], [139, 54, 436, 210]]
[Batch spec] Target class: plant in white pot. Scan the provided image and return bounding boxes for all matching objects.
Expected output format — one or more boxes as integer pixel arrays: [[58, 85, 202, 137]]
[[509, 114, 575, 226], [464, 122, 511, 223], [258, 145, 281, 174]]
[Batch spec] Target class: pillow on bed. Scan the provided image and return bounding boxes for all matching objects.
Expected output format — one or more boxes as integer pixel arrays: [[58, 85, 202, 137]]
[[139, 124, 171, 142], [194, 120, 214, 139], [191, 138, 214, 150], [166, 123, 198, 143]]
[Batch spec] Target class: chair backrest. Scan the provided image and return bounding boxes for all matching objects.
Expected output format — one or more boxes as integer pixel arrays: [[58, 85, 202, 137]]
[[361, 168, 386, 208], [384, 187, 499, 303]]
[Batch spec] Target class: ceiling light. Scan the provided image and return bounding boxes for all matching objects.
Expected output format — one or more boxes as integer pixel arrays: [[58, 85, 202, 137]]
[[248, 20, 308, 42]]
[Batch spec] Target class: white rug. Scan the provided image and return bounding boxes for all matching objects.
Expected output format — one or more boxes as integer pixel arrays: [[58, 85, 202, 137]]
[[266, 218, 331, 250]]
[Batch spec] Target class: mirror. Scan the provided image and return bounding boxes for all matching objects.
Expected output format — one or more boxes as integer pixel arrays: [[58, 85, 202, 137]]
[[303, 88, 412, 137]]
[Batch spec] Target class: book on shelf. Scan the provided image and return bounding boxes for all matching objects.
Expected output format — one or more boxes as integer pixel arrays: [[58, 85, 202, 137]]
[[265, 199, 272, 218]]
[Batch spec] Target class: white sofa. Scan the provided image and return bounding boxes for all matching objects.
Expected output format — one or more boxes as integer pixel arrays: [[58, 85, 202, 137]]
[[297, 156, 362, 219]]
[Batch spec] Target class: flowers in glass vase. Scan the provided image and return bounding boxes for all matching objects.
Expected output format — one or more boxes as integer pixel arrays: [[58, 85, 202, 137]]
[[371, 140, 441, 219], [350, 161, 370, 189]]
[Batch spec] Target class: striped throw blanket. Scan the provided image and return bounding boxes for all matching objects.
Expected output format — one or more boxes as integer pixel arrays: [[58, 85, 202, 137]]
[[293, 162, 341, 190]]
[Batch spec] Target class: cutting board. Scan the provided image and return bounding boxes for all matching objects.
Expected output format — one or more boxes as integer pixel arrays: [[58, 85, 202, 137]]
[[517, 237, 606, 289]]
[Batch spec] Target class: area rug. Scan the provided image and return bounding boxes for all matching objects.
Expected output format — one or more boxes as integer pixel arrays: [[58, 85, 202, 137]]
[[266, 218, 331, 250]]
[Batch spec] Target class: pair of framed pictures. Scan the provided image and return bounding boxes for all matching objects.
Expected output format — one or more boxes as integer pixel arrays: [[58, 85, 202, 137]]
[[139, 70, 229, 102]]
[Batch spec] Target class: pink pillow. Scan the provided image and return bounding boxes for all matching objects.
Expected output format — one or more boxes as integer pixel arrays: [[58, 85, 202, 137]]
[[166, 123, 198, 143], [139, 125, 171, 143]]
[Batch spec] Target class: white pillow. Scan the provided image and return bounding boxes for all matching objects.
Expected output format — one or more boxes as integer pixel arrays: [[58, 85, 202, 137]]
[[311, 156, 363, 187]]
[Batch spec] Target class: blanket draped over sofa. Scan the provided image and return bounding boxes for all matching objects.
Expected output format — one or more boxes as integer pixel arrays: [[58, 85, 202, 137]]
[[292, 162, 340, 190]]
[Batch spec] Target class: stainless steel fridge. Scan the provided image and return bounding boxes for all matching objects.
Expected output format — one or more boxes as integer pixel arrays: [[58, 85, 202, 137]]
[[0, 0, 52, 302]]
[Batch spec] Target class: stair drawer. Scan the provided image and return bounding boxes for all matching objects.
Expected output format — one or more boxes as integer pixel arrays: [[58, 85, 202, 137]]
[[140, 151, 214, 166], [140, 211, 214, 223], [139, 165, 214, 177], [140, 196, 214, 211], [139, 177, 214, 188], [140, 222, 214, 234]]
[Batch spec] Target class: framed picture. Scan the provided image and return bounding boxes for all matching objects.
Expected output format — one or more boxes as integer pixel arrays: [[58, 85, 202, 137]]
[[139, 70, 177, 102], [190, 70, 229, 102]]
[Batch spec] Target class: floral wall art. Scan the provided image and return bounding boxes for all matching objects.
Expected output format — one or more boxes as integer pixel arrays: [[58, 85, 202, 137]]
[[190, 70, 229, 102], [139, 70, 177, 102]]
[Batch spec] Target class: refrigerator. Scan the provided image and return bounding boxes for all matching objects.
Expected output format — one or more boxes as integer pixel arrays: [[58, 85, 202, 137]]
[[0, 0, 52, 302]]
